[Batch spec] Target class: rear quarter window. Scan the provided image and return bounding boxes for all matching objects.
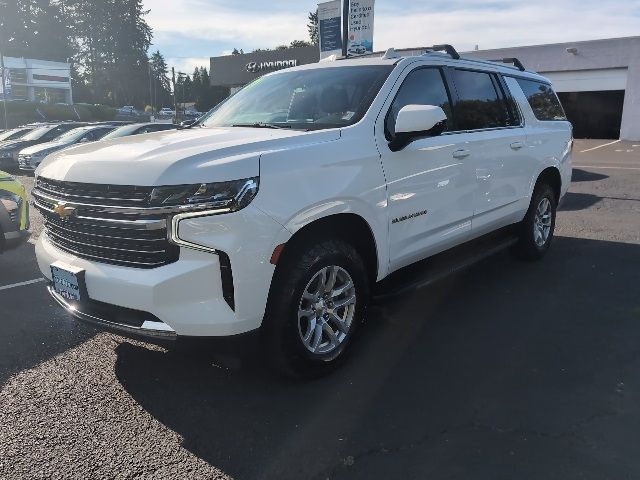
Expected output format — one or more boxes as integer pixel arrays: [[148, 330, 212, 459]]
[[516, 78, 567, 121]]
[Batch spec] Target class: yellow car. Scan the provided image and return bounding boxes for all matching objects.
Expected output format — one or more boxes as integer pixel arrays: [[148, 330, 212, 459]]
[[0, 170, 30, 253]]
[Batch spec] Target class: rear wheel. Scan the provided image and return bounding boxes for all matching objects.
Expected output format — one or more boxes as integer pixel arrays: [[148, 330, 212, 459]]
[[264, 239, 369, 378], [512, 183, 557, 260]]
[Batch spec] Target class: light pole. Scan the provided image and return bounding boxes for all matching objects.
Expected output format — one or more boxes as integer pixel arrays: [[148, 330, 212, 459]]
[[0, 5, 9, 129]]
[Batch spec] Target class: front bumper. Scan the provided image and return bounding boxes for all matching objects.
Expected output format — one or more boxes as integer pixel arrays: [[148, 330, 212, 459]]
[[36, 205, 290, 338], [0, 153, 18, 170], [0, 196, 30, 252], [3, 229, 31, 251], [48, 285, 178, 340], [18, 155, 37, 171]]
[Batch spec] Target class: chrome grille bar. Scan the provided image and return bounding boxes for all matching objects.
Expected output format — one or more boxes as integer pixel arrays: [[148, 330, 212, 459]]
[[34, 177, 180, 269]]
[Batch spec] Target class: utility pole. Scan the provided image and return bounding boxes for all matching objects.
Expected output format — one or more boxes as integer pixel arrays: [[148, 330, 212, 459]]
[[341, 0, 349, 58], [0, 51, 7, 130], [0, 16, 8, 129], [171, 67, 177, 123], [148, 61, 153, 113]]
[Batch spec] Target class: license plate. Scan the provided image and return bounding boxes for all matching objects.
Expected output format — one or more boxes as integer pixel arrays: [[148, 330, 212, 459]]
[[51, 262, 85, 302]]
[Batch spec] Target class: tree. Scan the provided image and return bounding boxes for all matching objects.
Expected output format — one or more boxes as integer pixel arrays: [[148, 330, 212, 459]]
[[307, 10, 319, 46], [59, 0, 152, 105], [290, 40, 311, 48], [0, 0, 72, 61], [231, 48, 244, 55], [148, 50, 172, 110]]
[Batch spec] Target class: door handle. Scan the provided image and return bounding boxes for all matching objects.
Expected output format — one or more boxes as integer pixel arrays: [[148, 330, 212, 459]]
[[452, 149, 471, 159], [510, 141, 525, 150]]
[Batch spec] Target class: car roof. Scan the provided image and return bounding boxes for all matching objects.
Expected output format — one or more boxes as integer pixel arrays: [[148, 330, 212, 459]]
[[272, 49, 550, 83]]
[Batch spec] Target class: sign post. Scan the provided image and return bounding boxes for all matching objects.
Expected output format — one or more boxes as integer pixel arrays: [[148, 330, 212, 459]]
[[342, 0, 349, 58], [318, 0, 344, 60], [347, 0, 375, 56]]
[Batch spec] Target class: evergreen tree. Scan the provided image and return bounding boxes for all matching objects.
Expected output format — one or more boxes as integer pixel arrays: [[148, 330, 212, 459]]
[[0, 0, 72, 60], [308, 10, 319, 46]]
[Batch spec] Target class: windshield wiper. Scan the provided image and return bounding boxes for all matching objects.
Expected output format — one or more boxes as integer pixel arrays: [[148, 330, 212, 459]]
[[231, 122, 292, 130]]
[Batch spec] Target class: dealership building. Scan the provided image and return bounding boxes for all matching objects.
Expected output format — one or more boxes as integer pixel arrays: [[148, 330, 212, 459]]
[[1, 57, 73, 104], [210, 36, 639, 140]]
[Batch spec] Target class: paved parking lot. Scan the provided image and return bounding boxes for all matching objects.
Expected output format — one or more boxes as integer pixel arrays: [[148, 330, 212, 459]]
[[1, 140, 639, 479]]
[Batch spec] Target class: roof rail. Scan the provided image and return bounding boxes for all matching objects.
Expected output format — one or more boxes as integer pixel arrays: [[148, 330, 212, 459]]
[[429, 44, 460, 60], [491, 57, 526, 72]]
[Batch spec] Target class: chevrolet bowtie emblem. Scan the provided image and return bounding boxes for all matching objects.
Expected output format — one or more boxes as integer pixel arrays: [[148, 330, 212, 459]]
[[53, 203, 77, 219]]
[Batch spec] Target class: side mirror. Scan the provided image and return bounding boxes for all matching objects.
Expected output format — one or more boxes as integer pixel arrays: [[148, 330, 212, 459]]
[[79, 137, 91, 143], [390, 104, 447, 152]]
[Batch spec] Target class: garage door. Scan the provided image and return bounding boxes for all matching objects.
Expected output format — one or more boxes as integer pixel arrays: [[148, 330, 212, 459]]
[[542, 68, 628, 93]]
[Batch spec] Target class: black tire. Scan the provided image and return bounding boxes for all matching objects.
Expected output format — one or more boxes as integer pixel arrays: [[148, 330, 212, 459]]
[[512, 182, 557, 260], [264, 239, 370, 378]]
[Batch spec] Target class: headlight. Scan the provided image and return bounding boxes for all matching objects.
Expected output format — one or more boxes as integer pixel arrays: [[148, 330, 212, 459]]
[[0, 150, 12, 158], [149, 177, 259, 212]]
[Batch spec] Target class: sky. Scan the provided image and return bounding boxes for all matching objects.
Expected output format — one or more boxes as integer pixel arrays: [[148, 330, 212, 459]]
[[143, 0, 640, 75]]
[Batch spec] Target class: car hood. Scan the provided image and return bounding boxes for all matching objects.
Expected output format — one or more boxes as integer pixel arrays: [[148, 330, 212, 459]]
[[20, 141, 68, 155], [0, 139, 38, 152], [36, 126, 341, 185]]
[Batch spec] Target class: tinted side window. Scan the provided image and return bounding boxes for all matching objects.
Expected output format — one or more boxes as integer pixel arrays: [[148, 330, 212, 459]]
[[386, 68, 452, 138], [451, 69, 510, 130], [516, 78, 567, 121], [46, 125, 76, 141]]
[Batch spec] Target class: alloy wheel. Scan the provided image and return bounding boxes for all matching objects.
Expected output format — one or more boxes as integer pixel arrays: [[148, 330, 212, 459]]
[[297, 265, 357, 355], [533, 197, 552, 247]]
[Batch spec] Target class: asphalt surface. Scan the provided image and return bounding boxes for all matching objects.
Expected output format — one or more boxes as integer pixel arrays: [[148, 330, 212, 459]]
[[1, 139, 639, 479]]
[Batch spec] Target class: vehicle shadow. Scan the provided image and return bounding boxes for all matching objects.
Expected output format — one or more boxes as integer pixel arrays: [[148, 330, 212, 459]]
[[571, 168, 609, 183], [115, 236, 640, 480], [0, 243, 96, 386], [559, 192, 602, 211]]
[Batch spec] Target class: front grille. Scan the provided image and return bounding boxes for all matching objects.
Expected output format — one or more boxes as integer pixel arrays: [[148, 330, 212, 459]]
[[9, 209, 18, 225], [35, 177, 153, 207], [33, 178, 179, 269]]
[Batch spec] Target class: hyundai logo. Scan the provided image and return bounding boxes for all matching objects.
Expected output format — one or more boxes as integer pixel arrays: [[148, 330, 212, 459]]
[[246, 59, 298, 73]]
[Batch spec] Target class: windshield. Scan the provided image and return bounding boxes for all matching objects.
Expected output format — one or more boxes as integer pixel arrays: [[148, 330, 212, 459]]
[[55, 128, 90, 143], [101, 124, 139, 140], [201, 65, 394, 130], [21, 127, 54, 141], [0, 128, 28, 141]]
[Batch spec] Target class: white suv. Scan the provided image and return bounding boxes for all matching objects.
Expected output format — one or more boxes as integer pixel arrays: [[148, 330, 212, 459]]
[[33, 45, 572, 377]]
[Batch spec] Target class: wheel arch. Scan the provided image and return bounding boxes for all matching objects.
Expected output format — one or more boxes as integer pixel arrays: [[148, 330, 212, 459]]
[[535, 166, 562, 203], [275, 213, 380, 284]]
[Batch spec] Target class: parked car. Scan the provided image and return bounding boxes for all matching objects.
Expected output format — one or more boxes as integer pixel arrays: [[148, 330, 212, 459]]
[[0, 171, 29, 253], [118, 105, 139, 116], [0, 127, 36, 143], [18, 125, 115, 171], [100, 122, 178, 141], [158, 107, 175, 117], [0, 123, 86, 171], [33, 45, 572, 377], [348, 42, 367, 55]]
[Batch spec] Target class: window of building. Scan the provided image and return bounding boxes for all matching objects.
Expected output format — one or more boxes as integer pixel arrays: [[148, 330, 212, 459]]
[[385, 68, 453, 137], [451, 69, 512, 130], [516, 78, 567, 121]]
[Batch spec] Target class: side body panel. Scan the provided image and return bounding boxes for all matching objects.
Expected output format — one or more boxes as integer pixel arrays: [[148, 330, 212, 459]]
[[504, 76, 573, 205]]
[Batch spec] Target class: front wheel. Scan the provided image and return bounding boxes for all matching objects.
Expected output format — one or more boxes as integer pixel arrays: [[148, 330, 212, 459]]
[[512, 183, 557, 260], [264, 239, 369, 378]]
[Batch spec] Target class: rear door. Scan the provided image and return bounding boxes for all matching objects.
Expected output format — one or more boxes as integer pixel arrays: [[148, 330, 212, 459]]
[[377, 66, 476, 271], [448, 68, 530, 234]]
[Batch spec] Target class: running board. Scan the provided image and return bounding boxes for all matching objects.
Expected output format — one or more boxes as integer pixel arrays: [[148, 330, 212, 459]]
[[373, 229, 518, 301]]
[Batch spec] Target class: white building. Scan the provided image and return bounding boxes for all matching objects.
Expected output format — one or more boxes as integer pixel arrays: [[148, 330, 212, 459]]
[[1, 56, 73, 104]]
